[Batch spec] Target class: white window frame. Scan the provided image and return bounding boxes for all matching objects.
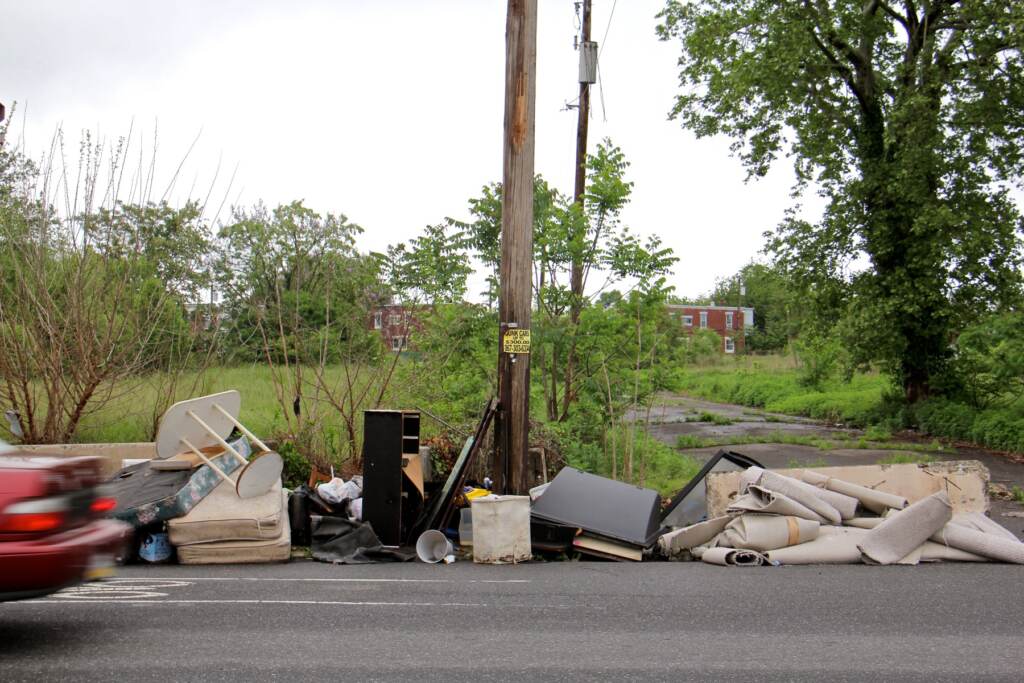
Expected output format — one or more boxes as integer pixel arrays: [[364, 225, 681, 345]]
[[373, 311, 382, 329], [388, 314, 402, 327], [725, 311, 734, 329], [391, 335, 405, 351], [699, 311, 708, 329], [682, 315, 693, 327], [724, 337, 735, 354]]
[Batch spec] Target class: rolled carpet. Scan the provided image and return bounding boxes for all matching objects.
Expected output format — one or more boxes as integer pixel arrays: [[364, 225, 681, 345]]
[[766, 526, 868, 565], [715, 514, 819, 552], [930, 522, 1024, 564], [948, 512, 1019, 542], [658, 515, 734, 558], [844, 517, 885, 529], [858, 491, 952, 565], [801, 470, 908, 515], [701, 546, 769, 567], [918, 541, 988, 563], [745, 467, 847, 524], [728, 485, 829, 524]]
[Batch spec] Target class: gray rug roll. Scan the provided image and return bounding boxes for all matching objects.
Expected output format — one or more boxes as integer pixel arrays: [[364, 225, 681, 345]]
[[858, 491, 952, 565], [701, 546, 769, 567], [749, 468, 846, 524], [844, 517, 885, 529], [949, 512, 1019, 542], [658, 515, 734, 558], [801, 470, 908, 514], [715, 514, 819, 551], [766, 526, 868, 565], [728, 485, 829, 523], [931, 522, 1024, 564], [918, 541, 988, 563]]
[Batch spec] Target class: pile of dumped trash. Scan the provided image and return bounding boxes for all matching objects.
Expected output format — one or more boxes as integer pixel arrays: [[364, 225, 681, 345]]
[[103, 391, 1024, 567], [659, 465, 1024, 566]]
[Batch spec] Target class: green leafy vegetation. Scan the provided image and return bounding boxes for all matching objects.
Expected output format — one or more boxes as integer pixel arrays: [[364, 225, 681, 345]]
[[675, 428, 947, 455], [876, 453, 939, 466], [688, 411, 734, 426], [658, 1, 1024, 403]]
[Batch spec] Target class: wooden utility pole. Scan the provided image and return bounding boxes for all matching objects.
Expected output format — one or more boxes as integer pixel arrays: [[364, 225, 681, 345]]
[[494, 0, 537, 495], [563, 0, 593, 419]]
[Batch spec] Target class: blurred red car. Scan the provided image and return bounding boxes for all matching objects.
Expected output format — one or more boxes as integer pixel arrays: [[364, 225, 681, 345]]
[[0, 440, 130, 602]]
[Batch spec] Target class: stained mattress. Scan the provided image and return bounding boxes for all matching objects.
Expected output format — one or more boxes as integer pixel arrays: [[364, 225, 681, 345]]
[[168, 473, 284, 545], [176, 491, 291, 565], [110, 437, 251, 528]]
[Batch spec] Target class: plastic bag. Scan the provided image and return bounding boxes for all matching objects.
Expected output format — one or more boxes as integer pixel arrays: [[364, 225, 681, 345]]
[[317, 477, 362, 504]]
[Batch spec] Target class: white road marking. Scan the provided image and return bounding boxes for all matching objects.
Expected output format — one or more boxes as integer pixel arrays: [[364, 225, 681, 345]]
[[29, 599, 488, 607], [129, 576, 530, 584], [54, 579, 196, 600]]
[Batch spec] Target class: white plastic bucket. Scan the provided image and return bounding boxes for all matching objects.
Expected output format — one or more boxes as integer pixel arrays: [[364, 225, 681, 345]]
[[471, 495, 531, 564], [416, 529, 454, 563]]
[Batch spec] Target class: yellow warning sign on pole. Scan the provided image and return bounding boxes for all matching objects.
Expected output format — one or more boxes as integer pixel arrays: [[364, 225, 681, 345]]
[[503, 328, 531, 354]]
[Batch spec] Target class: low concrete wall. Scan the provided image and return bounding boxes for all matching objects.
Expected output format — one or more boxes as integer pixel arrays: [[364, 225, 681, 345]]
[[707, 460, 991, 518], [17, 443, 155, 477]]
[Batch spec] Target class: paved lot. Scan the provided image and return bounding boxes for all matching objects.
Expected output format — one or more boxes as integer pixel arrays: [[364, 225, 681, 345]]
[[2, 561, 1022, 681]]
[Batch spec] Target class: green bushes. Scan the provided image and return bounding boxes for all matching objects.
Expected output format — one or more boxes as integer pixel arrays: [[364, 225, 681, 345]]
[[678, 367, 887, 426], [678, 361, 1024, 455], [913, 398, 1024, 453]]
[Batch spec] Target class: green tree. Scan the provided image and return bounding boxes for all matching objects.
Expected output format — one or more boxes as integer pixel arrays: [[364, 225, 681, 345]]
[[658, 0, 1024, 401], [711, 262, 803, 352], [384, 220, 472, 305], [92, 200, 211, 301]]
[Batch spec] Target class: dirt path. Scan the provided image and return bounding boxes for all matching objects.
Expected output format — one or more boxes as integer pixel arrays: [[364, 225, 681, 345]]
[[647, 394, 1024, 540]]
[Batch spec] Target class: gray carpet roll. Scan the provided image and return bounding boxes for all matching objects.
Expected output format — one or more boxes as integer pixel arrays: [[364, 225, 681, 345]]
[[715, 514, 819, 551], [857, 491, 952, 565], [844, 517, 885, 529], [918, 541, 988, 563], [765, 526, 868, 565], [728, 485, 829, 523], [801, 470, 908, 514], [931, 522, 1024, 564], [949, 512, 1019, 542], [701, 546, 769, 567], [658, 515, 734, 558], [751, 469, 846, 524]]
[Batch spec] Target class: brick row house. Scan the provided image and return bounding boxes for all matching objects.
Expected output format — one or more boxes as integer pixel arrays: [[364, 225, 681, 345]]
[[369, 303, 424, 352], [666, 304, 754, 353]]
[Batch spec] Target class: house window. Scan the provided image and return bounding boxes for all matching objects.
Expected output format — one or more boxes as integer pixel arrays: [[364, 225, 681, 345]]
[[373, 312, 382, 329], [724, 337, 735, 354], [682, 315, 693, 327], [388, 314, 402, 326], [391, 336, 406, 351], [725, 311, 734, 329], [699, 311, 708, 329]]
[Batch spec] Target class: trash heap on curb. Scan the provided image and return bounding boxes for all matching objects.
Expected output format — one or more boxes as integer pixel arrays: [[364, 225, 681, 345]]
[[108, 391, 289, 565], [103, 392, 1023, 567], [658, 464, 1024, 566]]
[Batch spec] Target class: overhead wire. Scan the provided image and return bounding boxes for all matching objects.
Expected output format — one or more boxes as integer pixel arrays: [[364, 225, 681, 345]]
[[596, 0, 618, 122]]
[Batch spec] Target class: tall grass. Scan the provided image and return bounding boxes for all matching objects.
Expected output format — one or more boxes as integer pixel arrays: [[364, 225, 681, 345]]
[[677, 365, 889, 426], [71, 364, 396, 447]]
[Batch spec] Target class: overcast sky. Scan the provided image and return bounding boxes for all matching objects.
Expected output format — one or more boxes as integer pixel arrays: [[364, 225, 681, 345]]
[[2, 0, 825, 300]]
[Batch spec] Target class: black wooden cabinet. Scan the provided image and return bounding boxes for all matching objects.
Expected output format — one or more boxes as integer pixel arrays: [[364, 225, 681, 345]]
[[361, 410, 420, 545]]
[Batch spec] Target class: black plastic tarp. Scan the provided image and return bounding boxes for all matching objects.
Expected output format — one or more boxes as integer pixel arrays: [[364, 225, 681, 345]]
[[310, 516, 415, 564]]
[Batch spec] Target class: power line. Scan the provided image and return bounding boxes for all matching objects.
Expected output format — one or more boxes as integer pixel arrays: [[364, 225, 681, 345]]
[[598, 0, 618, 59]]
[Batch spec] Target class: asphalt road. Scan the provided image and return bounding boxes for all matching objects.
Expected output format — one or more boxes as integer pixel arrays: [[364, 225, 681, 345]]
[[1, 561, 1021, 681]]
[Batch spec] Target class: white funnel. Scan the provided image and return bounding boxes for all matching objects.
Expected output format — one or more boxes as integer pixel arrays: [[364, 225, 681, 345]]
[[416, 530, 454, 564]]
